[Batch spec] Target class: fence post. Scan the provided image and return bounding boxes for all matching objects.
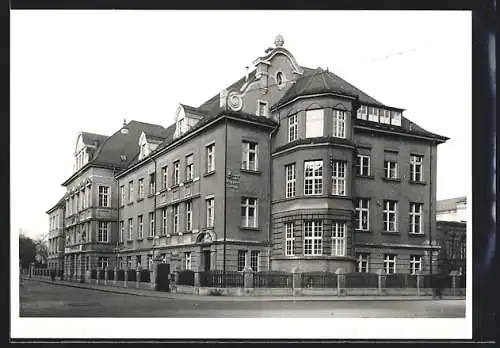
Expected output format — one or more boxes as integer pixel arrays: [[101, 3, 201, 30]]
[[416, 271, 422, 297], [113, 267, 118, 286], [243, 266, 253, 291], [194, 271, 200, 295], [335, 268, 345, 296], [103, 267, 109, 285], [377, 269, 385, 296], [151, 261, 159, 290], [450, 270, 459, 297], [85, 269, 91, 283], [136, 267, 141, 289], [291, 267, 302, 296], [124, 267, 128, 288], [96, 267, 101, 285]]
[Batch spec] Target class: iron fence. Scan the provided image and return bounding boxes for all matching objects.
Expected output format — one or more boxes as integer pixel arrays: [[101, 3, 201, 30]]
[[107, 269, 115, 281], [344, 272, 378, 288], [98, 269, 105, 280], [177, 270, 195, 286], [117, 269, 125, 281], [300, 272, 338, 288], [140, 269, 151, 283], [91, 269, 97, 279], [127, 269, 137, 282], [199, 270, 244, 288], [385, 274, 418, 288], [253, 271, 293, 288]]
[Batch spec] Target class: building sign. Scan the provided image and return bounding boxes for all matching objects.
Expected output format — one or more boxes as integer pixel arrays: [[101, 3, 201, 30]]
[[226, 171, 240, 189]]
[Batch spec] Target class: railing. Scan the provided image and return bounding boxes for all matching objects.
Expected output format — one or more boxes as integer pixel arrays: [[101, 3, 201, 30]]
[[344, 272, 378, 288], [253, 271, 293, 288], [98, 269, 105, 280], [140, 269, 151, 283], [107, 269, 115, 281], [301, 272, 338, 288], [199, 270, 244, 288], [177, 270, 195, 286], [117, 269, 125, 281], [127, 269, 136, 282], [91, 269, 97, 279]]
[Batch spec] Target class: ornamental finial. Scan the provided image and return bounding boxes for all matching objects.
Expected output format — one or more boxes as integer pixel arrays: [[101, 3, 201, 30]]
[[274, 34, 284, 47]]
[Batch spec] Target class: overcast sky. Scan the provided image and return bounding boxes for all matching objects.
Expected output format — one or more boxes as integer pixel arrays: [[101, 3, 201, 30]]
[[11, 10, 471, 240]]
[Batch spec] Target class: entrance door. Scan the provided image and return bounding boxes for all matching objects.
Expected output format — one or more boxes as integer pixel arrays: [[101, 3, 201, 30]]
[[203, 251, 211, 271]]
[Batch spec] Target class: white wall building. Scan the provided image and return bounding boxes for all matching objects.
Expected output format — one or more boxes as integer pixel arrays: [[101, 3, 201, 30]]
[[436, 196, 467, 222]]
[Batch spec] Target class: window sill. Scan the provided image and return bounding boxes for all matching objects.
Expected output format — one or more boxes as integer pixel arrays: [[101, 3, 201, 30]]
[[183, 179, 194, 185], [119, 205, 125, 208], [355, 229, 372, 233], [381, 231, 400, 235], [170, 184, 180, 190], [137, 198, 144, 202], [204, 226, 215, 230], [136, 238, 144, 241], [147, 193, 155, 198], [127, 202, 134, 206], [241, 226, 260, 231], [408, 232, 425, 237], [183, 230, 193, 234], [356, 174, 374, 179], [382, 177, 401, 183], [146, 236, 154, 240], [409, 180, 427, 185], [240, 169, 261, 175], [127, 240, 133, 243], [159, 188, 168, 194], [203, 171, 216, 177]]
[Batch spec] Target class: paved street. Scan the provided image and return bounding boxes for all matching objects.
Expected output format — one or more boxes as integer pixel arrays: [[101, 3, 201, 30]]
[[19, 278, 465, 318]]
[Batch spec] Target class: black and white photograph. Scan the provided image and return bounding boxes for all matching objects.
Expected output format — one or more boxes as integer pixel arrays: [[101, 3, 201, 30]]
[[11, 10, 472, 340]]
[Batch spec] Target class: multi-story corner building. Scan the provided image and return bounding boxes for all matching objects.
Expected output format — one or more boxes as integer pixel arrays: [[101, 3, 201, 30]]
[[46, 197, 65, 270], [48, 35, 448, 276]]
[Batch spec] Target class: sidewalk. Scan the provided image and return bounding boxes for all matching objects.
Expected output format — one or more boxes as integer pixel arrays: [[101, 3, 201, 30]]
[[21, 276, 465, 302]]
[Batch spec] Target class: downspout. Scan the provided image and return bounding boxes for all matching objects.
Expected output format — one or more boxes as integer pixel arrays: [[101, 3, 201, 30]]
[[149, 156, 157, 263], [112, 166, 120, 269], [268, 122, 279, 271], [223, 118, 228, 285], [429, 144, 434, 285]]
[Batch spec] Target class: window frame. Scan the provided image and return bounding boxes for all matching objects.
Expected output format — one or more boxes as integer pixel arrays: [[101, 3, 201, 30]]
[[409, 202, 423, 234], [356, 253, 369, 273], [383, 200, 398, 232], [173, 203, 180, 234], [97, 221, 109, 243], [304, 220, 323, 256], [184, 252, 192, 270], [285, 163, 296, 198], [331, 222, 346, 257], [127, 218, 133, 240], [173, 161, 180, 186], [185, 154, 194, 181], [384, 254, 397, 274], [356, 154, 371, 176], [98, 186, 110, 207], [138, 178, 145, 199], [410, 155, 424, 182], [242, 141, 258, 171], [161, 166, 168, 190], [305, 109, 324, 138], [250, 250, 260, 272], [206, 144, 215, 173], [186, 200, 193, 231], [137, 215, 144, 239], [409, 255, 422, 275], [331, 160, 347, 196], [288, 114, 298, 142], [304, 160, 323, 195], [384, 160, 398, 179], [241, 197, 258, 228], [284, 222, 295, 256], [237, 250, 247, 272], [128, 181, 134, 203], [206, 198, 215, 228], [332, 110, 346, 138], [149, 212, 155, 237], [161, 207, 167, 236], [355, 198, 370, 231]]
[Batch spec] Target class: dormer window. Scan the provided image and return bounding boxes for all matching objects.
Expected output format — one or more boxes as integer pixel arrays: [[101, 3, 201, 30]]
[[276, 71, 285, 89], [138, 132, 151, 161], [257, 100, 268, 117]]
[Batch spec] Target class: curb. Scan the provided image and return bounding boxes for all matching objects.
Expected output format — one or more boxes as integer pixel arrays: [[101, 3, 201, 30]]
[[21, 277, 465, 302]]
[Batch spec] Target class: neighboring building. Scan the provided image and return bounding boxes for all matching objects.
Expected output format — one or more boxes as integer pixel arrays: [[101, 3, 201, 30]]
[[436, 221, 466, 275], [46, 197, 65, 270], [436, 196, 467, 222], [48, 35, 448, 276]]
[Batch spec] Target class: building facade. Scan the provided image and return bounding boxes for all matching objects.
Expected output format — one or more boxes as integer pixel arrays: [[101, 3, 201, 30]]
[[48, 35, 448, 276], [46, 198, 65, 270], [436, 196, 467, 222]]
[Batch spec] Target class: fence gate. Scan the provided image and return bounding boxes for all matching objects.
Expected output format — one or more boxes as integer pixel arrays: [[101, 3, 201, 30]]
[[156, 263, 170, 292]]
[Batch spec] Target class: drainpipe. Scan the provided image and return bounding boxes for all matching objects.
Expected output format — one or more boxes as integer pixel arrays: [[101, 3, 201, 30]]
[[112, 166, 120, 269], [268, 122, 279, 271], [429, 144, 434, 286], [223, 118, 228, 285], [148, 156, 158, 263]]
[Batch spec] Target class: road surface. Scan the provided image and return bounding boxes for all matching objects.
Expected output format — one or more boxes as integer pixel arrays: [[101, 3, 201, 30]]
[[19, 278, 465, 318]]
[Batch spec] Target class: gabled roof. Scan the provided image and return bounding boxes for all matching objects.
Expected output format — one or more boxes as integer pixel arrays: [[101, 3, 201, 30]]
[[181, 104, 209, 118], [81, 132, 109, 148], [274, 66, 386, 109], [46, 195, 66, 214], [436, 197, 467, 212]]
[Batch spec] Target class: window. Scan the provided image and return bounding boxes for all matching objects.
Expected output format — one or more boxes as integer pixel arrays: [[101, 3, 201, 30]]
[[119, 221, 124, 243], [304, 160, 323, 195], [140, 143, 147, 158], [285, 163, 296, 198], [149, 173, 156, 195], [98, 256, 109, 269], [357, 253, 369, 272], [332, 110, 346, 138], [355, 199, 370, 231], [173, 161, 180, 185], [98, 186, 109, 207], [186, 154, 194, 181], [285, 222, 295, 256], [357, 105, 368, 120], [250, 251, 260, 272], [391, 111, 402, 126], [128, 218, 133, 240], [410, 155, 424, 182], [206, 198, 214, 228], [161, 166, 168, 189], [127, 256, 132, 269], [331, 161, 346, 196], [356, 155, 370, 176], [242, 141, 258, 171], [304, 220, 323, 255], [368, 107, 379, 122], [173, 204, 179, 234], [149, 212, 155, 237], [184, 252, 192, 270], [128, 181, 134, 203], [257, 101, 268, 116], [331, 222, 346, 256], [86, 256, 90, 270], [237, 250, 247, 272], [138, 178, 144, 199], [288, 114, 297, 142], [206, 144, 215, 173], [137, 215, 143, 239], [86, 187, 91, 208], [409, 202, 423, 234], [384, 254, 397, 274], [384, 160, 398, 179], [136, 255, 142, 268], [97, 221, 109, 243], [161, 208, 167, 236], [147, 255, 153, 270], [305, 109, 324, 138], [276, 71, 285, 88], [383, 200, 398, 232], [409, 255, 422, 275], [186, 200, 192, 231], [81, 188, 86, 209], [241, 197, 257, 228], [380, 109, 391, 124]]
